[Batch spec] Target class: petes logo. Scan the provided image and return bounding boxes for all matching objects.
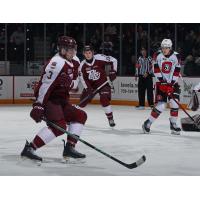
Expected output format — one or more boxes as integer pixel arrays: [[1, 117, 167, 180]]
[[87, 69, 100, 81]]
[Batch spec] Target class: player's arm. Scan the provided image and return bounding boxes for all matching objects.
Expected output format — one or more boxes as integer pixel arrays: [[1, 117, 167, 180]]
[[171, 56, 181, 85], [96, 54, 118, 81], [71, 56, 81, 90], [78, 62, 91, 89], [153, 54, 165, 83]]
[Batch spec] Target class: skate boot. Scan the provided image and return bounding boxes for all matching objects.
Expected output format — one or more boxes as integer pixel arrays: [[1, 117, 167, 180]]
[[169, 119, 181, 135], [62, 140, 86, 159], [21, 140, 42, 161], [108, 118, 116, 127], [142, 119, 151, 134], [135, 106, 145, 110]]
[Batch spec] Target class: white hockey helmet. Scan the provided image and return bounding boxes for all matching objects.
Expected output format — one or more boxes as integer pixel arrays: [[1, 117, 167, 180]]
[[161, 39, 173, 49]]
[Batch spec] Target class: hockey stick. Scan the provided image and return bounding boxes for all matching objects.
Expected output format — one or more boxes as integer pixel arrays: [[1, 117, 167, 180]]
[[109, 80, 115, 93], [43, 118, 146, 169], [78, 80, 109, 107], [171, 97, 199, 129]]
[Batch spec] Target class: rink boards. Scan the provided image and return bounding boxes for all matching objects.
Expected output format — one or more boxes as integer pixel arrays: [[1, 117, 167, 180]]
[[0, 76, 199, 106]]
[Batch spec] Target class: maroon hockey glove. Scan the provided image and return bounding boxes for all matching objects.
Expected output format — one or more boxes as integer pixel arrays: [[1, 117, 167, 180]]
[[84, 87, 94, 99], [57, 72, 74, 90], [79, 87, 94, 107], [30, 103, 45, 123], [109, 70, 117, 81]]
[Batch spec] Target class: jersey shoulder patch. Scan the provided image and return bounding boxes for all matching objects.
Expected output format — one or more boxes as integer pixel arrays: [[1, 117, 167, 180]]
[[94, 54, 110, 62], [73, 55, 81, 64], [49, 55, 65, 69]]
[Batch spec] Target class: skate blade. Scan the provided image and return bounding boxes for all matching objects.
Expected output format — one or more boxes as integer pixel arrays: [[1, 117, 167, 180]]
[[20, 156, 42, 166], [171, 130, 181, 135], [62, 156, 86, 164], [142, 125, 150, 134]]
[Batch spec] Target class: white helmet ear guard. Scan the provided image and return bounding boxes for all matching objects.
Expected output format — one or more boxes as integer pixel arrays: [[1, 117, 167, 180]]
[[161, 39, 173, 49]]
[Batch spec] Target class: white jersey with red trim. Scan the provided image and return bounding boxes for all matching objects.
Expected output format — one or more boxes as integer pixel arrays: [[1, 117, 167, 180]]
[[153, 51, 181, 84], [36, 53, 80, 105]]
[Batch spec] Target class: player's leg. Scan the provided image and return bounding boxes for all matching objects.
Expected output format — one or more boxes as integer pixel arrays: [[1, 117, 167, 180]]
[[169, 84, 181, 135], [142, 83, 167, 133], [21, 101, 66, 161], [99, 85, 115, 127], [63, 104, 87, 158]]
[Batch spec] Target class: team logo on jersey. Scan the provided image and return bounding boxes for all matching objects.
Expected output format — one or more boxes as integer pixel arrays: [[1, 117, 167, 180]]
[[161, 61, 172, 73], [87, 69, 100, 81], [51, 62, 57, 69]]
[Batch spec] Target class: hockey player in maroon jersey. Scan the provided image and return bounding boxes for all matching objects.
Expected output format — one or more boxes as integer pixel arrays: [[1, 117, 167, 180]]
[[21, 36, 87, 161], [79, 45, 117, 127], [142, 39, 182, 135]]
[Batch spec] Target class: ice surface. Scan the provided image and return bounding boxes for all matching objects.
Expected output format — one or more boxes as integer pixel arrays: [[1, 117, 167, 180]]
[[0, 104, 200, 176]]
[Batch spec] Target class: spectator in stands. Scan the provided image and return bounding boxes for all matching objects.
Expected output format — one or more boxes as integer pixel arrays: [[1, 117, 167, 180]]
[[105, 24, 117, 35], [10, 26, 24, 46], [184, 55, 196, 76], [10, 26, 24, 61], [100, 35, 113, 55], [0, 30, 5, 60]]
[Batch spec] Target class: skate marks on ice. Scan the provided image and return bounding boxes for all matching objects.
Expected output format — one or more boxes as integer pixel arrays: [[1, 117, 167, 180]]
[[0, 154, 109, 176]]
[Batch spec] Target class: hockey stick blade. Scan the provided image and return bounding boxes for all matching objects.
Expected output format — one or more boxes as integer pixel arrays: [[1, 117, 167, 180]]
[[124, 155, 146, 169]]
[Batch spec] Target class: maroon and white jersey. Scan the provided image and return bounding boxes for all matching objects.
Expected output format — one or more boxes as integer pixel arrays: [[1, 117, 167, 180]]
[[79, 54, 117, 89], [153, 51, 181, 85], [35, 53, 80, 106]]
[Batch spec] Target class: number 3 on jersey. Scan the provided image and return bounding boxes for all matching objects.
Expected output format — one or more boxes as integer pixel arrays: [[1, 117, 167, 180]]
[[47, 71, 53, 79]]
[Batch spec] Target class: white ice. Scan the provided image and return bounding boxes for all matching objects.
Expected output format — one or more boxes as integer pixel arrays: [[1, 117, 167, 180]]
[[0, 104, 200, 176]]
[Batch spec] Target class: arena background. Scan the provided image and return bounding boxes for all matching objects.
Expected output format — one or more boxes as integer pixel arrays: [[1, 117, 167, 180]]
[[0, 23, 200, 106]]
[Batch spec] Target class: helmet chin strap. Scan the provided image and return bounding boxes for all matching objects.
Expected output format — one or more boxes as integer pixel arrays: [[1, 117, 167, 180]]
[[86, 57, 94, 64]]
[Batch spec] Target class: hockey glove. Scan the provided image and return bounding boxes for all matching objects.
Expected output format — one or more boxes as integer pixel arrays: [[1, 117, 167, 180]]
[[30, 102, 45, 123], [109, 70, 117, 82], [57, 72, 74, 90], [159, 83, 174, 96]]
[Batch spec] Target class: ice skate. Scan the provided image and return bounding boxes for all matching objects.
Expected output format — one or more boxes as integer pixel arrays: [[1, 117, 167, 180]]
[[62, 140, 86, 159], [142, 119, 151, 134], [21, 141, 42, 161], [169, 118, 181, 135], [135, 106, 145, 110], [108, 118, 116, 127]]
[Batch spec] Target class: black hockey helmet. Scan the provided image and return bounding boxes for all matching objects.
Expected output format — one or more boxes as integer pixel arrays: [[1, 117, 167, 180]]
[[57, 36, 77, 51]]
